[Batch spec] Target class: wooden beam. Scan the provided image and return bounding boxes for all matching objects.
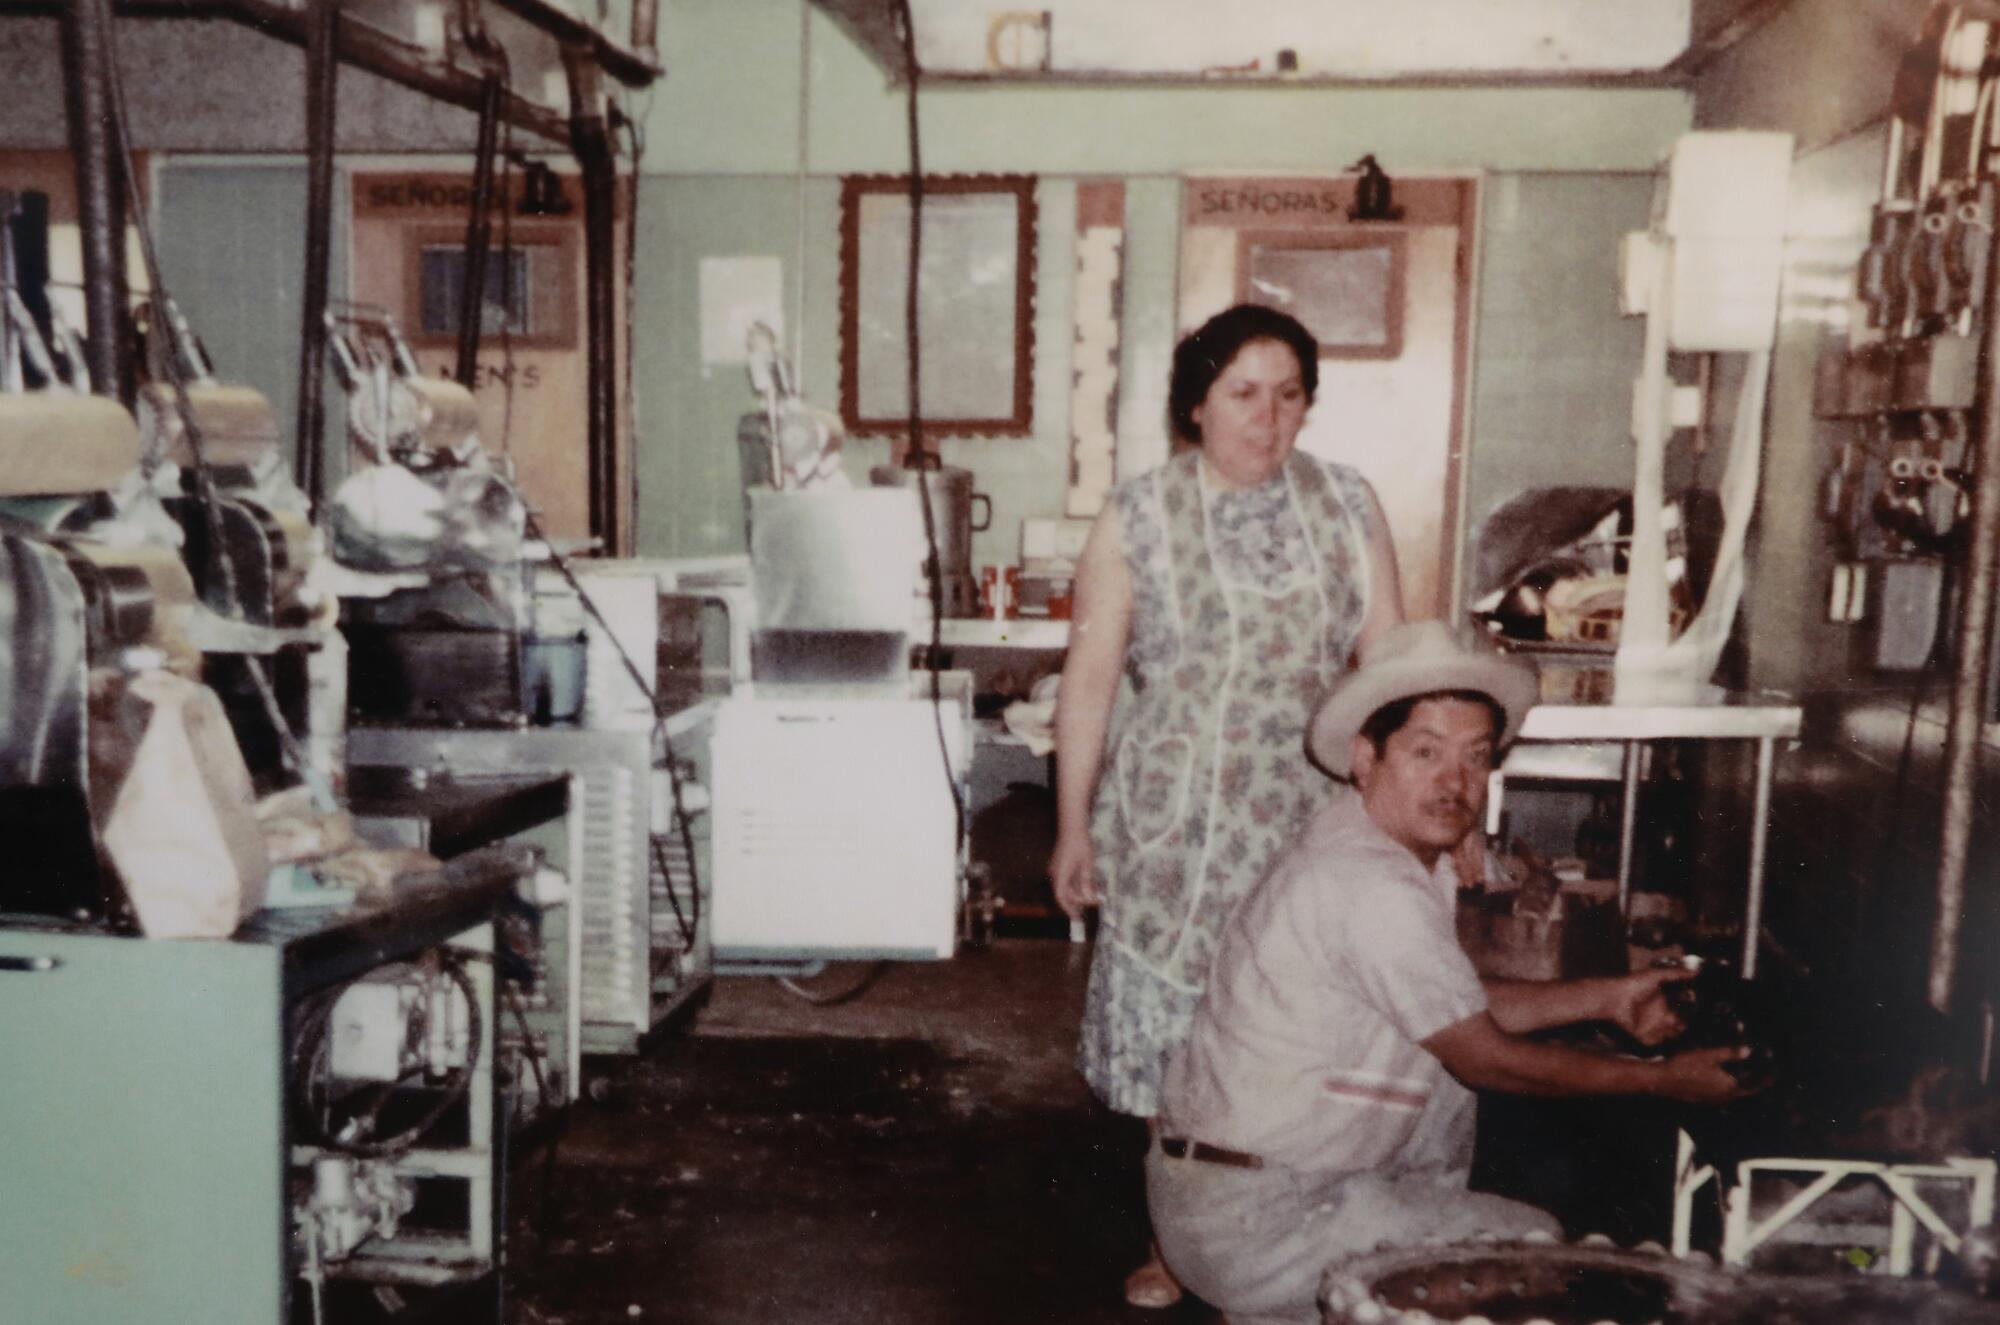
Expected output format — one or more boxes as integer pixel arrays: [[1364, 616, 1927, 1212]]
[[14, 0, 657, 137], [220, 0, 572, 142], [485, 0, 661, 87]]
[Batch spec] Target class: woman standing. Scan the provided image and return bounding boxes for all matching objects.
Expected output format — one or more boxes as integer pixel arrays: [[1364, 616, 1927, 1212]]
[[1049, 304, 1405, 1307]]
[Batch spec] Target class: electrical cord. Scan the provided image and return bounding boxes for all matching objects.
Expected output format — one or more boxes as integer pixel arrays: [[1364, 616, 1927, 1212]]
[[523, 503, 707, 950], [894, 0, 968, 862], [650, 831, 698, 951], [451, 944, 567, 1243], [603, 100, 703, 962], [775, 962, 888, 1006], [456, 944, 555, 1118], [463, 64, 703, 980], [290, 950, 483, 1159], [501, 974, 552, 1115]]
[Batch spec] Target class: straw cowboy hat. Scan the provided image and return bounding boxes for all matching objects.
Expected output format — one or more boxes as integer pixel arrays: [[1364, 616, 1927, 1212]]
[[1307, 620, 1539, 778]]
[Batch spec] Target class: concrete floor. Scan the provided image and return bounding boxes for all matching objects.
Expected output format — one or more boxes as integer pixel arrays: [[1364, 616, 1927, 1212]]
[[507, 940, 1223, 1325]]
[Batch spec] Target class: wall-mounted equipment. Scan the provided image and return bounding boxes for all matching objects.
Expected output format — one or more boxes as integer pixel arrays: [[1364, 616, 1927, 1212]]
[[1816, 10, 1998, 674]]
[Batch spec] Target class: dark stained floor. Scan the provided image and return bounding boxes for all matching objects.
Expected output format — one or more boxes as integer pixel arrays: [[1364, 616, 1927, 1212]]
[[506, 940, 1224, 1325]]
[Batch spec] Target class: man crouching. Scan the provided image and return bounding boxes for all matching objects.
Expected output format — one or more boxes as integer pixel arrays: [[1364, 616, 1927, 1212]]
[[1146, 621, 1752, 1325]]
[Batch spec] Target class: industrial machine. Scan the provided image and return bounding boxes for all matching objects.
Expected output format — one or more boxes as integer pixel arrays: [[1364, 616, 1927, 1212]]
[[0, 170, 523, 1322], [707, 485, 973, 964], [344, 558, 741, 1058], [0, 224, 311, 921], [322, 304, 567, 728], [710, 675, 970, 961], [0, 848, 518, 1325], [1818, 9, 1997, 675], [350, 717, 713, 1057]]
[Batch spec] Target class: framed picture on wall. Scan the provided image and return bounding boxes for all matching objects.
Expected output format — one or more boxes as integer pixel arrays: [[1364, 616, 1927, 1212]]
[[1236, 230, 1405, 360], [839, 173, 1037, 440]]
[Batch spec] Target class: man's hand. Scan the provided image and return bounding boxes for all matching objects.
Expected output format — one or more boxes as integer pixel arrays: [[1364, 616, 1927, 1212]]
[[1603, 966, 1696, 1047], [1449, 832, 1487, 889], [1654, 1046, 1760, 1104]]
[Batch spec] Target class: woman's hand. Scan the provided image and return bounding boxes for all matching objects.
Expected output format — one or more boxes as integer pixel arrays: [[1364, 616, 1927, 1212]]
[[1049, 508, 1130, 924], [1049, 830, 1103, 919]]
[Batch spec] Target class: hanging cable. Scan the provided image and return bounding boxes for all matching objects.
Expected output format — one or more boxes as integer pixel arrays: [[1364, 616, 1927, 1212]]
[[894, 0, 967, 863], [465, 64, 702, 965], [90, 0, 320, 797], [296, 0, 338, 509]]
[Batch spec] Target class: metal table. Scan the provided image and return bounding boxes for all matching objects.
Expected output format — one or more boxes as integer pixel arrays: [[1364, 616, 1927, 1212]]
[[348, 771, 570, 858], [1504, 697, 1803, 977]]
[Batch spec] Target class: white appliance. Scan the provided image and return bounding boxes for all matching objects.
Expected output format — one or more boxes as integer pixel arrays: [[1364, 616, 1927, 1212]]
[[710, 680, 969, 961]]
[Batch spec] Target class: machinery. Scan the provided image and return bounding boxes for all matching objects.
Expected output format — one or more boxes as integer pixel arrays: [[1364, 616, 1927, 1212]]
[[324, 310, 720, 1056], [0, 173, 517, 1320], [1818, 9, 1998, 674], [0, 228, 291, 921], [324, 303, 578, 728], [708, 485, 973, 964], [0, 849, 517, 1325]]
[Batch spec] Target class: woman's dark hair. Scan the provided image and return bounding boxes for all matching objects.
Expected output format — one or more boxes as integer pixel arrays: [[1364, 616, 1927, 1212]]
[[1168, 303, 1320, 444], [1359, 690, 1507, 761]]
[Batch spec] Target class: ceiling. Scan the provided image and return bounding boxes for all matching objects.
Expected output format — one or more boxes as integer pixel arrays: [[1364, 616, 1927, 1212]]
[[812, 0, 1785, 86]]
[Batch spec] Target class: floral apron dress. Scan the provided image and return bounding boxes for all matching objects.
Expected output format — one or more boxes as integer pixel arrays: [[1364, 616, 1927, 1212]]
[[1078, 449, 1374, 1116]]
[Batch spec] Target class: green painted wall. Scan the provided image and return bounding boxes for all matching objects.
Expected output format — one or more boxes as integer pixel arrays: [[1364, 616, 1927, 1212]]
[[647, 0, 1692, 176], [152, 162, 349, 485], [634, 165, 1667, 591], [134, 4, 1693, 589], [631, 0, 1692, 566], [1462, 172, 1659, 599]]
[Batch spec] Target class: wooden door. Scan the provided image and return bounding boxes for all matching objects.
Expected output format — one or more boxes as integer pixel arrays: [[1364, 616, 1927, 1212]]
[[1178, 174, 1479, 621]]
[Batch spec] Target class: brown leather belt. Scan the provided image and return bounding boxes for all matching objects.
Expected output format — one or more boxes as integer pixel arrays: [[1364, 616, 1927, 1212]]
[[1158, 1136, 1265, 1170]]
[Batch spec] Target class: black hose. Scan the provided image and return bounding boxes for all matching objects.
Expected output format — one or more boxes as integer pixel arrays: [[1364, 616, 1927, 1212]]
[[570, 92, 621, 553], [58, 0, 129, 401], [293, 951, 484, 1159], [892, 0, 967, 864], [455, 69, 505, 389], [295, 0, 340, 509]]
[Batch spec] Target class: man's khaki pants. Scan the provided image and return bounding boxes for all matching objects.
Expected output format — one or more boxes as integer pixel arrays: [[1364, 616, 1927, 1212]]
[[1146, 1143, 1559, 1324]]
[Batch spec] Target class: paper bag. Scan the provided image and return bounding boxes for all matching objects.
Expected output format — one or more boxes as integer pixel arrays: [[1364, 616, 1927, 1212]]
[[98, 671, 271, 938]]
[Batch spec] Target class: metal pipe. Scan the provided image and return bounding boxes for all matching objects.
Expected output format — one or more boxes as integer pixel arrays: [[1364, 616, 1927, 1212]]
[[206, 0, 570, 143], [455, 72, 504, 390], [1743, 736, 1776, 980], [59, 0, 129, 400], [568, 62, 620, 553], [294, 0, 339, 510], [1931, 187, 2000, 1013]]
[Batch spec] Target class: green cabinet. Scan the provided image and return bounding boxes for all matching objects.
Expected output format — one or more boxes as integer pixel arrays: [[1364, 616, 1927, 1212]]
[[0, 930, 286, 1324]]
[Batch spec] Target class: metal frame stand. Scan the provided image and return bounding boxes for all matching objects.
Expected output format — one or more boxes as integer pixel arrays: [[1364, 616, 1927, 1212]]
[[1671, 1127, 1997, 1273]]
